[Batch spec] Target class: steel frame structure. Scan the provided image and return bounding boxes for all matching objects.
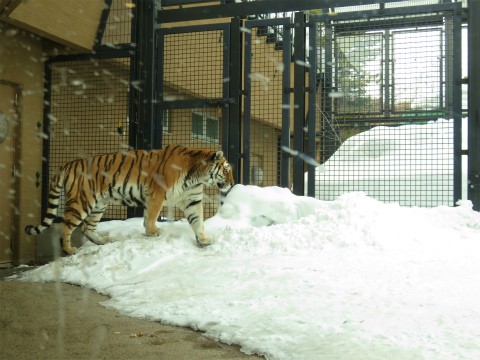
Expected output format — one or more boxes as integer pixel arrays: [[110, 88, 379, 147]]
[[40, 0, 480, 218]]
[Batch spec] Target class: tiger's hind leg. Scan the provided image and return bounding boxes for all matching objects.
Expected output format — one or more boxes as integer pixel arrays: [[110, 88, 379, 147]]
[[60, 205, 88, 255], [81, 201, 110, 245], [59, 221, 77, 255], [179, 189, 213, 247]]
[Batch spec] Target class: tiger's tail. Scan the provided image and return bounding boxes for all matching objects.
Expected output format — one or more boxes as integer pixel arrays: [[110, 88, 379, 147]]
[[25, 169, 65, 236]]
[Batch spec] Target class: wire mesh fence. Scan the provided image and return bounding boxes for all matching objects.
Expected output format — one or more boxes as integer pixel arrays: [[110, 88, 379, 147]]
[[101, 0, 134, 46], [310, 6, 460, 206], [47, 57, 131, 219], [162, 28, 225, 100]]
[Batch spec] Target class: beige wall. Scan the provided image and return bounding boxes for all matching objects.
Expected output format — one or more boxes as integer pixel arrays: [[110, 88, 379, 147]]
[[0, 23, 45, 264]]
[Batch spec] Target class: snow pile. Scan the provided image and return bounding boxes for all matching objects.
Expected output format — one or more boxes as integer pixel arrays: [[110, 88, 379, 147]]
[[310, 119, 456, 206], [17, 185, 480, 360]]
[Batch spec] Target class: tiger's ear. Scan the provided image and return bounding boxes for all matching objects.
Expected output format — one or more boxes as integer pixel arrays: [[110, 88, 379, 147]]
[[215, 150, 224, 161]]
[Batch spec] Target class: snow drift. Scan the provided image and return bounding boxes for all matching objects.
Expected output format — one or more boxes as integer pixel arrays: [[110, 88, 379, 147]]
[[17, 184, 480, 360]]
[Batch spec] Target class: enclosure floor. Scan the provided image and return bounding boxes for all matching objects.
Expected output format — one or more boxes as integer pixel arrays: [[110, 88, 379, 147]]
[[0, 269, 262, 360]]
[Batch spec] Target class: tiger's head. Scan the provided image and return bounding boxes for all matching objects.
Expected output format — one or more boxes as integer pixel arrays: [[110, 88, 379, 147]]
[[209, 150, 234, 193]]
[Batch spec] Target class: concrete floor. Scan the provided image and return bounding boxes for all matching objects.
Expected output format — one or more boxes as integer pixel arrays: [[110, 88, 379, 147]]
[[0, 267, 263, 360]]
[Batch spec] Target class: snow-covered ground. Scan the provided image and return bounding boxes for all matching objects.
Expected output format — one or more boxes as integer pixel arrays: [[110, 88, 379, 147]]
[[17, 184, 480, 360]]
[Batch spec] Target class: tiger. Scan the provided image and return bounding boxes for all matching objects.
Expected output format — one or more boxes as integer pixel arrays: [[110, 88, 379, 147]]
[[25, 145, 234, 255]]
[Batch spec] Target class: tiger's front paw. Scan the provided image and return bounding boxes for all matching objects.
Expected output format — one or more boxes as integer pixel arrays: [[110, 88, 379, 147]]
[[98, 236, 111, 244], [196, 236, 214, 247], [84, 230, 110, 245], [145, 227, 161, 237], [63, 246, 78, 255]]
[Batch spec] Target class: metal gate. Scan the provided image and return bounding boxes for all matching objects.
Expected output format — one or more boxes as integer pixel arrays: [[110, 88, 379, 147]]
[[306, 3, 463, 207]]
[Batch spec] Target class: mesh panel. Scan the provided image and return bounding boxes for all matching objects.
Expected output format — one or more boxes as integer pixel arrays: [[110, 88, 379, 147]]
[[160, 28, 226, 220], [246, 24, 290, 187], [391, 28, 444, 112], [101, 0, 134, 46], [313, 121, 454, 206], [48, 57, 131, 219], [163, 30, 224, 99], [312, 11, 456, 207]]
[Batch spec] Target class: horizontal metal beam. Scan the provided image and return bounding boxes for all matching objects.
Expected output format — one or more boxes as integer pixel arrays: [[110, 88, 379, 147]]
[[162, 0, 220, 6], [158, 0, 407, 23], [159, 99, 232, 109], [310, 1, 460, 22], [45, 50, 134, 64]]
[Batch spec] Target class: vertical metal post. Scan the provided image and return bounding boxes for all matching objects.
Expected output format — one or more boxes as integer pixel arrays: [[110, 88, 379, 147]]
[[155, 27, 165, 150], [307, 21, 317, 197], [42, 61, 53, 222], [323, 22, 334, 161], [243, 24, 252, 185], [228, 17, 242, 184], [128, 1, 138, 152], [133, 0, 158, 150], [384, 30, 390, 115], [292, 11, 306, 195], [440, 25, 445, 112], [130, 0, 157, 218], [281, 21, 292, 188], [222, 26, 231, 159], [468, 0, 480, 210], [452, 4, 463, 205]]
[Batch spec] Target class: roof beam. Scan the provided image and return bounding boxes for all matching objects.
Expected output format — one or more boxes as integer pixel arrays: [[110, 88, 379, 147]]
[[158, 0, 406, 23]]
